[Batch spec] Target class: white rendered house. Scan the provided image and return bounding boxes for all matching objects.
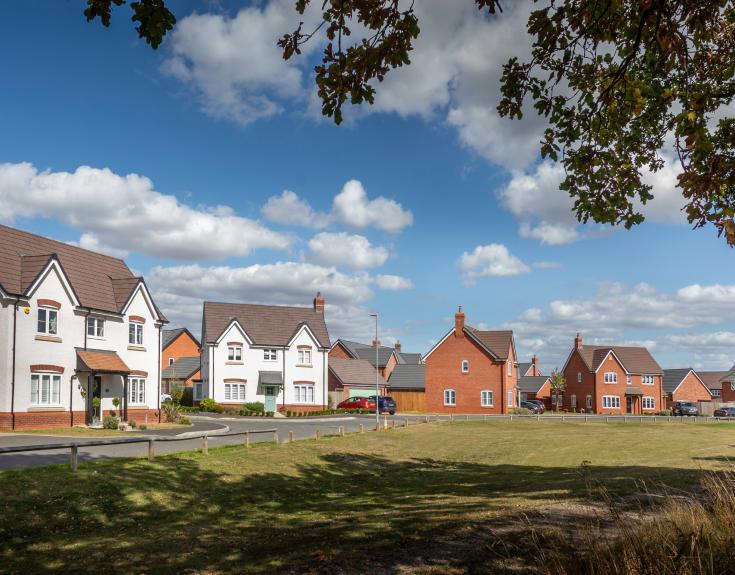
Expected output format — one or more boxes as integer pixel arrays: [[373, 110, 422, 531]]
[[199, 294, 331, 412], [0, 224, 167, 430]]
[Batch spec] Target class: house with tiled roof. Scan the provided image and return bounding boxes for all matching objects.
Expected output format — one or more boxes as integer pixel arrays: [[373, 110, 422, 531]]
[[716, 366, 735, 402], [0, 224, 167, 430], [662, 368, 714, 406], [423, 307, 518, 414], [562, 334, 664, 414], [200, 293, 330, 413], [328, 357, 388, 404], [330, 338, 407, 380], [161, 327, 201, 394]]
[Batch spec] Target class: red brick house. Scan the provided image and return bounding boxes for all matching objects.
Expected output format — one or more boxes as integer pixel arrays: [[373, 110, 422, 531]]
[[717, 366, 735, 402], [662, 368, 714, 406], [424, 307, 518, 414], [330, 339, 401, 380], [562, 334, 664, 414], [161, 328, 201, 394], [328, 357, 388, 402], [698, 370, 728, 400]]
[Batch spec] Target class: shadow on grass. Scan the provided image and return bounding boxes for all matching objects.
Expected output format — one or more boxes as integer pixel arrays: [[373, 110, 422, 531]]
[[0, 447, 719, 575]]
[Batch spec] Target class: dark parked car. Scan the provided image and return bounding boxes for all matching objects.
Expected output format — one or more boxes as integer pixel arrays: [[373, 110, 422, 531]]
[[520, 400, 543, 414], [672, 401, 699, 416], [523, 399, 546, 413], [337, 397, 375, 410], [713, 407, 735, 418], [368, 395, 397, 415]]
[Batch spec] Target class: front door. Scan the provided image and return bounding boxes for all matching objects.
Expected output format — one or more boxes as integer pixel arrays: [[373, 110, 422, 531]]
[[626, 396, 633, 414], [264, 386, 277, 413]]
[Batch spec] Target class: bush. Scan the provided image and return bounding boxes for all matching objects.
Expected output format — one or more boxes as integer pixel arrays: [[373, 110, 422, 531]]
[[180, 387, 194, 407], [179, 416, 192, 425], [180, 406, 199, 413], [244, 402, 265, 413], [658, 409, 672, 416], [200, 398, 224, 413], [509, 407, 533, 415], [162, 400, 180, 423], [128, 418, 137, 429], [103, 416, 120, 429], [139, 424, 148, 430]]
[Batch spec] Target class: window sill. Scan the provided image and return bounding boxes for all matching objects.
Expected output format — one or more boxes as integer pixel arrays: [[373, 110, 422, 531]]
[[226, 361, 244, 365], [295, 364, 313, 368], [35, 335, 62, 343], [127, 405, 150, 409], [88, 336, 106, 341], [128, 345, 146, 352], [28, 406, 64, 412]]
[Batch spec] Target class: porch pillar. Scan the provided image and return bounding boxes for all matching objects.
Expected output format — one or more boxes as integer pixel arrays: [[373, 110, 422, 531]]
[[123, 375, 129, 421], [86, 373, 93, 425]]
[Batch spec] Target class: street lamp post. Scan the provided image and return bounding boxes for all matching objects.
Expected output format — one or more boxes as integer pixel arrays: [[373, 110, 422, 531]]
[[370, 313, 379, 429]]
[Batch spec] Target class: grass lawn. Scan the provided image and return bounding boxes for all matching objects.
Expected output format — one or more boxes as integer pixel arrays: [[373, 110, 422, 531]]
[[1, 420, 734, 574], [1, 426, 137, 437]]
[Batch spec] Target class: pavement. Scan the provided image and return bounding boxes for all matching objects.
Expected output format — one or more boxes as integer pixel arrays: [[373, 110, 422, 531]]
[[0, 413, 426, 470]]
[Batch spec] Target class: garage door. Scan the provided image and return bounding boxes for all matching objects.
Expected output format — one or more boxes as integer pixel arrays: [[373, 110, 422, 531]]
[[348, 388, 376, 398]]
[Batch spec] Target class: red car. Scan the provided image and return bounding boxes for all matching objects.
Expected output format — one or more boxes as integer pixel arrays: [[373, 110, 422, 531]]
[[337, 397, 376, 410]]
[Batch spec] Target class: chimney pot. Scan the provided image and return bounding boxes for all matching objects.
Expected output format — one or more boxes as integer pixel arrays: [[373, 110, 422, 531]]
[[372, 339, 381, 349], [394, 340, 402, 351], [313, 291, 325, 313], [455, 306, 465, 336]]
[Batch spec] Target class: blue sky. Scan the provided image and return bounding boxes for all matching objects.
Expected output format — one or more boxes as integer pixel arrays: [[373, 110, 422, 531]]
[[1, 0, 733, 370]]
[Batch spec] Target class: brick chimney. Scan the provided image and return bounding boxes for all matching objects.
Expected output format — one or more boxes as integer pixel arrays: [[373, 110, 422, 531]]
[[372, 339, 381, 348], [455, 306, 465, 337], [313, 291, 325, 313], [574, 333, 582, 350], [394, 340, 402, 352], [532, 355, 539, 376]]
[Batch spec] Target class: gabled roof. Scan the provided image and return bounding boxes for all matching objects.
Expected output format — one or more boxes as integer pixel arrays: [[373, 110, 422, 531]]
[[720, 366, 735, 383], [329, 358, 387, 387], [577, 345, 662, 374], [162, 327, 200, 351], [332, 339, 412, 368], [518, 375, 550, 394], [518, 362, 532, 376], [662, 368, 699, 394], [355, 346, 396, 368], [698, 371, 728, 391], [387, 364, 425, 390], [465, 327, 514, 360], [202, 301, 330, 348], [397, 352, 422, 365], [161, 356, 200, 380], [77, 349, 131, 374], [0, 224, 164, 319]]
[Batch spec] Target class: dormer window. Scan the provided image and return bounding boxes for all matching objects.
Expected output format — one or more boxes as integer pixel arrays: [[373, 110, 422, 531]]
[[37, 307, 58, 335], [129, 321, 143, 345], [228, 346, 242, 361], [461, 360, 469, 373], [298, 348, 312, 365], [87, 317, 105, 338]]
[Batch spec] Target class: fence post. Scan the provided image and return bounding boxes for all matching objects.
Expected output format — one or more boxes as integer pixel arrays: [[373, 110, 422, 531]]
[[339, 426, 345, 437], [391, 420, 396, 429], [315, 428, 321, 440], [202, 435, 209, 455], [537, 415, 540, 422], [404, 419, 408, 428], [510, 414, 514, 422], [585, 415, 588, 423], [450, 414, 453, 422], [606, 416, 609, 423], [562, 415, 565, 422], [244, 431, 250, 448], [70, 444, 78, 472], [359, 424, 364, 433], [273, 430, 279, 444], [148, 438, 155, 461], [425, 415, 429, 423], [288, 431, 294, 443], [466, 415, 469, 421], [624, 416, 627, 423]]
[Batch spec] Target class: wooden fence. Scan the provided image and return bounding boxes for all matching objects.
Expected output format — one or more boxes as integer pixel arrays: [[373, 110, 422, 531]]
[[390, 390, 425, 412]]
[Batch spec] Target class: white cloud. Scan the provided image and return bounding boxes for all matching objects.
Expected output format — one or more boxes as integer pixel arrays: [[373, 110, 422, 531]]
[[262, 180, 413, 233], [162, 1, 318, 125], [375, 274, 414, 291], [0, 162, 290, 260], [308, 232, 388, 269], [262, 190, 330, 229], [459, 244, 531, 284]]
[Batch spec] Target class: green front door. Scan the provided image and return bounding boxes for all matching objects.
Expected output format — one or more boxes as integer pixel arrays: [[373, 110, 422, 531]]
[[264, 386, 277, 412]]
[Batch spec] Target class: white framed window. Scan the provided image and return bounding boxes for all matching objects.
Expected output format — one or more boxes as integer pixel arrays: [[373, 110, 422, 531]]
[[577, 371, 582, 383], [128, 377, 146, 405], [298, 349, 312, 365], [444, 389, 456, 406], [37, 307, 58, 335], [481, 390, 493, 407], [642, 375, 654, 385], [31, 373, 61, 406], [507, 361, 512, 376], [194, 382, 203, 401], [602, 395, 620, 409], [731, 383, 735, 392], [87, 317, 105, 338], [712, 388, 722, 397], [507, 390, 513, 408], [586, 395, 592, 409], [294, 384, 315, 403], [626, 375, 632, 385], [227, 346, 242, 361], [224, 383, 246, 401], [604, 372, 618, 384], [129, 322, 143, 345], [570, 394, 577, 408], [642, 396, 655, 410], [169, 358, 175, 366], [263, 348, 278, 361], [461, 360, 469, 373]]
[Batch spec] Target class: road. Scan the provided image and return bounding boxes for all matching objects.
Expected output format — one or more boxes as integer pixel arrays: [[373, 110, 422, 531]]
[[0, 413, 427, 470]]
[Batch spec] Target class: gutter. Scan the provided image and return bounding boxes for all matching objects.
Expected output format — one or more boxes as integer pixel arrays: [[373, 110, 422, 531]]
[[10, 297, 19, 430], [501, 360, 506, 415]]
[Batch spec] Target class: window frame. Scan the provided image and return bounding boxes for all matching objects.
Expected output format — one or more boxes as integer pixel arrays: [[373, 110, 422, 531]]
[[31, 372, 62, 406], [642, 396, 655, 410], [577, 371, 582, 383], [297, 348, 313, 365], [128, 377, 146, 405], [263, 348, 278, 361], [194, 382, 203, 401], [642, 375, 654, 385], [227, 346, 243, 361], [37, 307, 58, 335], [601, 395, 621, 409], [128, 321, 144, 345], [507, 390, 513, 408], [570, 394, 577, 408], [87, 316, 105, 338], [224, 382, 246, 401], [461, 360, 469, 373], [586, 395, 592, 409], [507, 360, 512, 377], [712, 388, 722, 397], [443, 389, 456, 406], [294, 384, 315, 403], [480, 390, 494, 407], [603, 372, 618, 384]]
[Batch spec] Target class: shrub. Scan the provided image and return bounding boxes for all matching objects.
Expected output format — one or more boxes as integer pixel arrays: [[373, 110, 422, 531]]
[[139, 424, 148, 430], [244, 402, 265, 413], [162, 400, 180, 423], [658, 409, 672, 416], [200, 398, 224, 413], [509, 407, 533, 415], [179, 416, 192, 425], [103, 416, 120, 429], [180, 387, 194, 407], [128, 418, 137, 429]]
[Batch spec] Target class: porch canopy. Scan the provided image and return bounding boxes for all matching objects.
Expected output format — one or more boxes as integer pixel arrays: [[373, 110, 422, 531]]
[[77, 350, 132, 420], [259, 371, 284, 386], [624, 387, 643, 396]]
